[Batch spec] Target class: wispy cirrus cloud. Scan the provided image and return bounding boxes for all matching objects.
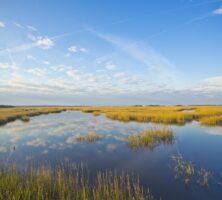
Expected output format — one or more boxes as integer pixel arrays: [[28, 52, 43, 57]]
[[27, 25, 38, 32], [85, 26, 176, 81], [13, 22, 24, 28]]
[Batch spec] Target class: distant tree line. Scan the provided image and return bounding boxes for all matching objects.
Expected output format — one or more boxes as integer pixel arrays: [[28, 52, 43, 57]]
[[0, 105, 14, 108]]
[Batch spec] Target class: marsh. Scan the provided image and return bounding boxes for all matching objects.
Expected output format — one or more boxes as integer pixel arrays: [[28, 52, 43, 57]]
[[1, 110, 222, 200]]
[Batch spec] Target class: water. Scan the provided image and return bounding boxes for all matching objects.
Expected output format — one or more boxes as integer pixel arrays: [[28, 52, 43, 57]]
[[0, 111, 222, 200]]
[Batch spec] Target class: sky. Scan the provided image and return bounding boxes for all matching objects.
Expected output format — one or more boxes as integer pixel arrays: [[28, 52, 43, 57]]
[[0, 0, 222, 105]]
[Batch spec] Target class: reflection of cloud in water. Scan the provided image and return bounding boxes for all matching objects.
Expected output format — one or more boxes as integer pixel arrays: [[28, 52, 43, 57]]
[[26, 156, 34, 161], [0, 145, 7, 153], [10, 135, 22, 143], [49, 124, 78, 136], [27, 138, 46, 147], [49, 142, 69, 150], [42, 150, 49, 154], [66, 135, 78, 145], [0, 111, 164, 158], [205, 127, 222, 136], [106, 144, 117, 152], [106, 134, 127, 142]]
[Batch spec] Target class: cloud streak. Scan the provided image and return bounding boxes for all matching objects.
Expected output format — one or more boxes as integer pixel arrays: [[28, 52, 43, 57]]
[[85, 26, 176, 81]]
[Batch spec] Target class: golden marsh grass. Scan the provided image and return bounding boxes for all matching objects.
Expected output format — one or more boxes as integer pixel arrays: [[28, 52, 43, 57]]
[[76, 132, 102, 142], [1, 105, 222, 126], [0, 164, 155, 200], [128, 127, 174, 149]]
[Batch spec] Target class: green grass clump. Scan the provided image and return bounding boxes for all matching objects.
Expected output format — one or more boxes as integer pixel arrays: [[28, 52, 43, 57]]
[[128, 127, 174, 149], [0, 165, 155, 200], [76, 132, 102, 142]]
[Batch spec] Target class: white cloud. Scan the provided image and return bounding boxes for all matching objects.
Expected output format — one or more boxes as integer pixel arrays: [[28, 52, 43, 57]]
[[14, 22, 23, 28], [27, 54, 36, 60], [27, 68, 47, 76], [105, 62, 117, 70], [0, 21, 5, 28], [67, 69, 81, 80], [36, 36, 54, 49], [68, 46, 77, 53], [68, 46, 87, 54], [27, 25, 37, 31], [43, 60, 50, 65], [192, 76, 222, 95], [0, 63, 9, 69], [213, 7, 222, 15], [50, 64, 71, 72], [0, 32, 68, 56], [114, 72, 128, 79], [79, 47, 87, 52]]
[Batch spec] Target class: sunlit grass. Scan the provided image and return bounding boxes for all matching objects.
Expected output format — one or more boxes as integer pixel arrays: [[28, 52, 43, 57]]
[[0, 164, 155, 200], [128, 127, 174, 149], [0, 107, 67, 125], [76, 132, 102, 142], [93, 111, 101, 116], [199, 116, 222, 126], [2, 105, 222, 126]]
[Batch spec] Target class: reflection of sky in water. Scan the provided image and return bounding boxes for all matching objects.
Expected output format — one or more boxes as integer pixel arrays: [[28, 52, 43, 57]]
[[1, 111, 222, 200]]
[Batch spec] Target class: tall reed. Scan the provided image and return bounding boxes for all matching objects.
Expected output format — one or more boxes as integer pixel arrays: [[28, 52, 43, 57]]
[[0, 164, 155, 200]]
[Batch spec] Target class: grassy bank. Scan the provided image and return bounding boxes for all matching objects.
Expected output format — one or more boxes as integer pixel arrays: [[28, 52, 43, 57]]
[[128, 127, 174, 149], [0, 165, 154, 200], [1, 105, 222, 126], [0, 107, 67, 126], [77, 106, 222, 126]]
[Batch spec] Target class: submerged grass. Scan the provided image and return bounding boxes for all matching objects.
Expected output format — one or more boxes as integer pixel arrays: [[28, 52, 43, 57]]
[[76, 132, 102, 142], [128, 127, 174, 149], [0, 164, 155, 200], [171, 155, 212, 188]]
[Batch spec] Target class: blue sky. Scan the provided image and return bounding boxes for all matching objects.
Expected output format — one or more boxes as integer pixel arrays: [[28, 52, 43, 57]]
[[0, 0, 222, 105]]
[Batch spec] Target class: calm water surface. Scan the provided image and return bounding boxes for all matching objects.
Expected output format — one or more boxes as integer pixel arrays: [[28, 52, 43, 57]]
[[0, 111, 222, 200]]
